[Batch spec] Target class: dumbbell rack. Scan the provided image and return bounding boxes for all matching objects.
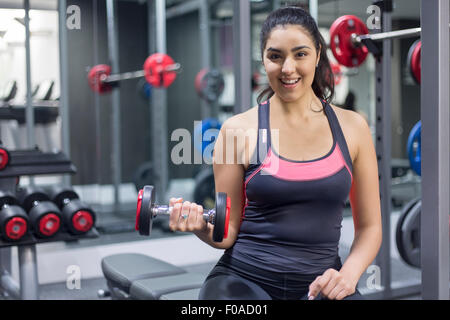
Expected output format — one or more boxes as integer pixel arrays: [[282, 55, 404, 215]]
[[0, 148, 99, 299]]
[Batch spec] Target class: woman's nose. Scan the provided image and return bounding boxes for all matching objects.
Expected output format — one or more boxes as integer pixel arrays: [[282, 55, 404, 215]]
[[281, 58, 296, 74]]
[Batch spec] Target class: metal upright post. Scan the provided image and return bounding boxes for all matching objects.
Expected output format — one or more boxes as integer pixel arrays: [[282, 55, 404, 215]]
[[199, 0, 212, 119], [24, 0, 34, 150], [420, 0, 449, 300], [309, 0, 318, 23], [20, 0, 39, 300], [232, 0, 252, 113], [18, 245, 38, 299], [58, 0, 71, 187], [151, 0, 169, 204], [374, 3, 392, 299], [106, 0, 122, 210]]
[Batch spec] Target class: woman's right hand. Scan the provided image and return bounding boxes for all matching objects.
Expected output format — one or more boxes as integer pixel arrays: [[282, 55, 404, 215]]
[[168, 197, 208, 234]]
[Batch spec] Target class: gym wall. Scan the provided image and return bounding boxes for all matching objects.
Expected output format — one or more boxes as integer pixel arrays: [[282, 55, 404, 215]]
[[166, 11, 203, 180], [67, 0, 151, 186]]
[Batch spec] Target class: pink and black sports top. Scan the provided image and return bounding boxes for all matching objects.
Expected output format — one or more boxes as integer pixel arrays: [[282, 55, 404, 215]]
[[225, 99, 353, 275]]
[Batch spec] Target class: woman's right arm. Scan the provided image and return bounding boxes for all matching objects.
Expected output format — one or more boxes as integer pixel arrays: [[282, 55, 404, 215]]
[[192, 117, 246, 249]]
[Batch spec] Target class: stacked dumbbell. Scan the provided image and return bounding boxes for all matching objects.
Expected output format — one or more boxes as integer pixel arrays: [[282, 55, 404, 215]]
[[0, 191, 29, 241], [48, 187, 96, 235], [0, 146, 10, 171], [17, 186, 62, 238]]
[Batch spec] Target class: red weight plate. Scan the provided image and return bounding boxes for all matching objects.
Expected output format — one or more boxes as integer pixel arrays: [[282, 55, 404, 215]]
[[330, 62, 343, 85], [39, 213, 61, 236], [88, 64, 113, 94], [224, 197, 231, 239], [410, 41, 421, 84], [0, 147, 10, 170], [72, 211, 94, 233], [5, 217, 27, 240], [143, 53, 177, 88], [329, 15, 369, 67], [195, 68, 209, 98], [135, 189, 143, 231]]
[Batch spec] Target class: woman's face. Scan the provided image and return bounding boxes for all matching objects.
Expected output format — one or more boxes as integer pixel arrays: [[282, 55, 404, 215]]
[[263, 24, 320, 103]]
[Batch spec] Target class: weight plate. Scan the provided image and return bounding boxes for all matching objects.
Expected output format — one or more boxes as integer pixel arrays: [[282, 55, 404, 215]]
[[330, 62, 343, 85], [143, 53, 177, 88], [138, 185, 154, 236], [195, 68, 225, 103], [407, 121, 421, 176], [88, 64, 113, 94], [329, 15, 369, 67], [213, 192, 228, 242], [133, 162, 154, 192], [193, 119, 222, 163], [396, 198, 421, 268], [407, 40, 421, 84]]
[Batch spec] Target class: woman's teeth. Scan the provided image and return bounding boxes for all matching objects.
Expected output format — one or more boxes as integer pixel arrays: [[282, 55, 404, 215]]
[[281, 78, 300, 85]]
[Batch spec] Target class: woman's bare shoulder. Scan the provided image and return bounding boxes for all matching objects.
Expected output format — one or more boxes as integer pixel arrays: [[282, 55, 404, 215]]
[[221, 105, 259, 131], [330, 105, 369, 130], [330, 104, 371, 162]]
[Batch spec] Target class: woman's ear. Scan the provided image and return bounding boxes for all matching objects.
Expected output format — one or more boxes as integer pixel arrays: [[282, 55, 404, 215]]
[[316, 45, 322, 67]]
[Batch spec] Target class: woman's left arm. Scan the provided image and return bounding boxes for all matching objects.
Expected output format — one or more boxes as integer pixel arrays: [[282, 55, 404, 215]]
[[308, 113, 382, 300]]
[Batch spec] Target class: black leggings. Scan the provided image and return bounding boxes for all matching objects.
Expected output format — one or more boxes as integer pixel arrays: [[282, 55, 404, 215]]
[[198, 254, 365, 300]]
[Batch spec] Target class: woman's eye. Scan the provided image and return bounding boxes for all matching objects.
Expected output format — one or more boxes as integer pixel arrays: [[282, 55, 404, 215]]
[[269, 54, 280, 59], [296, 52, 306, 57]]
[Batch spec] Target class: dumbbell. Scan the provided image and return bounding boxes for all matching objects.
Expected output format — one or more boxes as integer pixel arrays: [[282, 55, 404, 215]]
[[135, 185, 230, 242], [0, 191, 29, 241], [48, 187, 95, 235], [0, 146, 10, 171], [17, 186, 62, 238]]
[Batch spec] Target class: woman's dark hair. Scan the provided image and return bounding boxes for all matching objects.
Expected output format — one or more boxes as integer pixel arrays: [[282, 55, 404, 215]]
[[257, 6, 335, 105]]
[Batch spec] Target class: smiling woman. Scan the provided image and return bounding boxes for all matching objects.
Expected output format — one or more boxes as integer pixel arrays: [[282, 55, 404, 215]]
[[257, 7, 335, 106], [168, 5, 382, 301]]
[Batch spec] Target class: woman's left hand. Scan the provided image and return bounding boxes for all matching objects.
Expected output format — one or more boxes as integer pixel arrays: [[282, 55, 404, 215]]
[[308, 268, 357, 300]]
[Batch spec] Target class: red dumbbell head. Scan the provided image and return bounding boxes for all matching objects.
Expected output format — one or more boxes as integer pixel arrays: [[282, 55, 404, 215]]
[[39, 213, 61, 237], [135, 189, 143, 231], [5, 217, 28, 241], [71, 210, 94, 233], [0, 147, 10, 171]]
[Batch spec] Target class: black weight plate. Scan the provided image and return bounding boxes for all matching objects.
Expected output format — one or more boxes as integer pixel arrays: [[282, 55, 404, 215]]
[[396, 198, 421, 268], [139, 185, 154, 236], [49, 187, 79, 208], [133, 162, 154, 192], [17, 187, 50, 212], [395, 198, 419, 266], [213, 192, 227, 242], [400, 200, 421, 268], [193, 167, 215, 210]]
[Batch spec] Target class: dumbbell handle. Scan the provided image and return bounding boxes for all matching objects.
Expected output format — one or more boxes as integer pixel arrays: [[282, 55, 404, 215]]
[[151, 205, 216, 225], [102, 63, 181, 84]]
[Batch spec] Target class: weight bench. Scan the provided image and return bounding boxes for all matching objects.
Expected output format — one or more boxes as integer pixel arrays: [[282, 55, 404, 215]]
[[100, 253, 205, 300]]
